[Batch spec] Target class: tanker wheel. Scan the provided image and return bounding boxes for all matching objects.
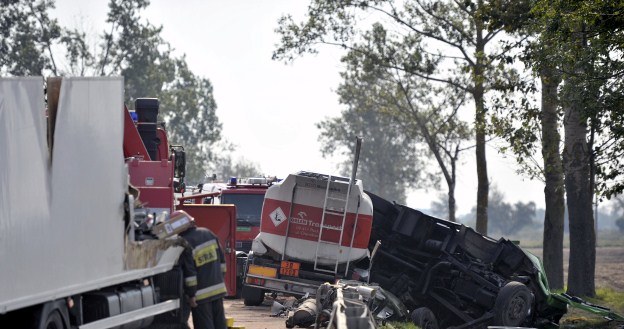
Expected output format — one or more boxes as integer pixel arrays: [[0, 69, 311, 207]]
[[242, 286, 265, 306], [42, 310, 64, 329], [410, 307, 438, 329], [493, 281, 533, 327]]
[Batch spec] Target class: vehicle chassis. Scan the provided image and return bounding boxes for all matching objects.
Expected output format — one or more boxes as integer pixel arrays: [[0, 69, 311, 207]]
[[366, 192, 568, 329]]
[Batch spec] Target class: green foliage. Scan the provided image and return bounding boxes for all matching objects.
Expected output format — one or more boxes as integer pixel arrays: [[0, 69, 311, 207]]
[[530, 0, 624, 200], [210, 155, 263, 184], [274, 0, 520, 94], [274, 0, 527, 227], [317, 106, 425, 204], [275, 0, 490, 219], [468, 185, 537, 235], [0, 0, 60, 75], [0, 0, 257, 182], [100, 0, 176, 101], [592, 287, 624, 313], [92, 0, 226, 182], [559, 288, 624, 328], [159, 58, 222, 182]]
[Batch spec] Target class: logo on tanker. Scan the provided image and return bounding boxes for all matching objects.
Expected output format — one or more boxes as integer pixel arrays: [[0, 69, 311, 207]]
[[269, 207, 287, 227]]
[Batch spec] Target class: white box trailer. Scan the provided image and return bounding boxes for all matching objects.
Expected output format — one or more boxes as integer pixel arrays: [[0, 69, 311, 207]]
[[0, 77, 187, 329]]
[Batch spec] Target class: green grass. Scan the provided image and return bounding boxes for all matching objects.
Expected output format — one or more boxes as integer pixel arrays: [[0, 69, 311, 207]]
[[593, 287, 624, 311], [558, 288, 624, 328], [378, 322, 419, 329]]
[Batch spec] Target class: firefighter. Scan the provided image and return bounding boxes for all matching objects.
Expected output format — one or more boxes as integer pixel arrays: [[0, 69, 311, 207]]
[[177, 211, 228, 329]]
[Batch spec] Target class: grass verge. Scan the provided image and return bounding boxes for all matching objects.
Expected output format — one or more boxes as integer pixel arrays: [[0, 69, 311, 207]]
[[559, 288, 624, 328]]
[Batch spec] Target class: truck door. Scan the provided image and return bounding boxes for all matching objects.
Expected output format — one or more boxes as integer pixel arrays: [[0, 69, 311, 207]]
[[176, 204, 237, 297]]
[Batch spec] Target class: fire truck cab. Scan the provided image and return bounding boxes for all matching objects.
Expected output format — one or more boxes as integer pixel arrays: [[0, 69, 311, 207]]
[[218, 177, 275, 297], [220, 177, 275, 252]]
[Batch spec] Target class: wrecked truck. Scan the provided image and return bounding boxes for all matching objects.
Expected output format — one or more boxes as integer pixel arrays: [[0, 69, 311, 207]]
[[244, 170, 622, 328], [242, 137, 621, 328], [365, 191, 624, 328]]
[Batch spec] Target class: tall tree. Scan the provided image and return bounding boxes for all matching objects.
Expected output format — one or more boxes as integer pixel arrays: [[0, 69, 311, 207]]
[[561, 69, 596, 296], [317, 22, 470, 218], [274, 0, 520, 233], [98, 0, 176, 102], [317, 102, 426, 205], [491, 57, 566, 289], [159, 58, 222, 183], [97, 0, 262, 183], [0, 0, 61, 76], [210, 155, 263, 183], [0, 0, 257, 183], [96, 0, 223, 183], [539, 64, 565, 290], [530, 0, 624, 296]]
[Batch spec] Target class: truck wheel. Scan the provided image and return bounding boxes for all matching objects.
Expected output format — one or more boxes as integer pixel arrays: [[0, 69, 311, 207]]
[[410, 307, 438, 329], [242, 286, 265, 306], [236, 277, 243, 298], [42, 310, 64, 329], [493, 281, 533, 326]]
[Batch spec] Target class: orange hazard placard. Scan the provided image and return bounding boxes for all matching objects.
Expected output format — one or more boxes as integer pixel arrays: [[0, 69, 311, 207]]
[[279, 261, 300, 277]]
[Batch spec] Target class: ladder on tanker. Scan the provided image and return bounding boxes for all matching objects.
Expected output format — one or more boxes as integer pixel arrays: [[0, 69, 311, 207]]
[[313, 137, 362, 276]]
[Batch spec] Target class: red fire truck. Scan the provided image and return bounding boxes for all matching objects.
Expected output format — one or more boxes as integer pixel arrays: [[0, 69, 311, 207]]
[[220, 177, 276, 252], [125, 98, 237, 297], [177, 176, 275, 253], [0, 78, 236, 329], [210, 176, 274, 296]]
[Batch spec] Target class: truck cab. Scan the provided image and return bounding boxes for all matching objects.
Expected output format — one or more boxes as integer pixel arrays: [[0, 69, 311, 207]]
[[220, 177, 274, 253]]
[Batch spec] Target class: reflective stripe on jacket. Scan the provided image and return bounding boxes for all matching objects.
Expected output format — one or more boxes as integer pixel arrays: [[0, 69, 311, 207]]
[[180, 226, 227, 303]]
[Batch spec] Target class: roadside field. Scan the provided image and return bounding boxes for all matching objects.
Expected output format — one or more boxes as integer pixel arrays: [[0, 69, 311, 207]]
[[524, 246, 624, 291]]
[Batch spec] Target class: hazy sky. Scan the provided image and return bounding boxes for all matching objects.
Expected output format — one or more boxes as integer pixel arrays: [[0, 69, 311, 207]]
[[52, 0, 546, 215]]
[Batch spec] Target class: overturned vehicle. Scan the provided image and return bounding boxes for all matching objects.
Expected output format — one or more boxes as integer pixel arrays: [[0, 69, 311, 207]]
[[366, 191, 618, 329], [243, 168, 622, 328]]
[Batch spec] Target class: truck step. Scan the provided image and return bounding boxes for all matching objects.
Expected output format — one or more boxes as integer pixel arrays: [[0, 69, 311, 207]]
[[314, 266, 339, 274], [324, 209, 346, 216], [321, 225, 342, 231]]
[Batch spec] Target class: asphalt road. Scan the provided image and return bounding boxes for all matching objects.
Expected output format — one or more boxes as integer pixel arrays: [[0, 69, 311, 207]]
[[185, 296, 291, 329], [223, 296, 290, 329]]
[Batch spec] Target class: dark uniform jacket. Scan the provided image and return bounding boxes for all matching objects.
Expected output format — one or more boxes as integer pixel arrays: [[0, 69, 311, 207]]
[[179, 226, 227, 303]]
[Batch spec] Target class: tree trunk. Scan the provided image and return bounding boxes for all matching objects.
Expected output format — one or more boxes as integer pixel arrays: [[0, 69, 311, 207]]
[[540, 66, 564, 290], [475, 92, 488, 234], [448, 184, 456, 222], [447, 155, 457, 222], [562, 79, 596, 297], [474, 25, 488, 235]]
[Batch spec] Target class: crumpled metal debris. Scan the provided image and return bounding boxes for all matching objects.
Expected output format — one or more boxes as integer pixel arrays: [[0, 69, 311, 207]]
[[284, 280, 407, 328]]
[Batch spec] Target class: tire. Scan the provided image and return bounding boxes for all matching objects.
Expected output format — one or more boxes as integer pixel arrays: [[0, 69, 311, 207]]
[[42, 311, 64, 329], [236, 276, 243, 298], [492, 281, 533, 327], [242, 286, 265, 306], [410, 307, 438, 329]]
